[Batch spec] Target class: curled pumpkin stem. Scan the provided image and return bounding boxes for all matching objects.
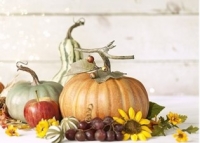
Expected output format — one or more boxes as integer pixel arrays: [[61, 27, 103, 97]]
[[67, 18, 85, 39], [16, 61, 40, 85], [75, 41, 134, 72]]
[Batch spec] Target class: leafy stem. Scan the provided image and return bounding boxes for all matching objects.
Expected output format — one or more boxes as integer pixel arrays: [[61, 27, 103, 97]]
[[150, 113, 198, 136], [182, 126, 199, 134], [151, 116, 172, 136]]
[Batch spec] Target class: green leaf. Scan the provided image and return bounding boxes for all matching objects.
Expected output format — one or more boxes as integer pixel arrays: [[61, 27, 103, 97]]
[[151, 125, 166, 136], [182, 125, 199, 134], [66, 59, 96, 75], [179, 115, 187, 123], [147, 102, 165, 119], [94, 71, 126, 83]]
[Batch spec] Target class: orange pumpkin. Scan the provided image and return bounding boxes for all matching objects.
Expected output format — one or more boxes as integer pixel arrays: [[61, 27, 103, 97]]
[[0, 82, 4, 94], [59, 73, 149, 120]]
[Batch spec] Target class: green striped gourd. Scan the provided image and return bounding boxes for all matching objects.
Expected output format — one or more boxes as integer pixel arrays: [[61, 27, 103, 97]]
[[52, 19, 84, 86]]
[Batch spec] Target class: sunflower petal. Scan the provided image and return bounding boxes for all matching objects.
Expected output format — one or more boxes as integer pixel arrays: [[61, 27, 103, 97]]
[[118, 109, 129, 120], [131, 134, 138, 141], [113, 117, 125, 124], [135, 111, 142, 122], [123, 133, 131, 140], [141, 130, 152, 138], [138, 132, 147, 141], [141, 126, 152, 133], [139, 119, 150, 125], [128, 107, 135, 119]]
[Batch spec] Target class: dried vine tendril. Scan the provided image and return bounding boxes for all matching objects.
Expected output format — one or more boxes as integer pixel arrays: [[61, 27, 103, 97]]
[[85, 104, 93, 122]]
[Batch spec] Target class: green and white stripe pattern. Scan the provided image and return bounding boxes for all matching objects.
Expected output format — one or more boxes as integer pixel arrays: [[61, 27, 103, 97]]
[[52, 38, 82, 86], [52, 19, 84, 86], [45, 126, 64, 143], [60, 116, 79, 134]]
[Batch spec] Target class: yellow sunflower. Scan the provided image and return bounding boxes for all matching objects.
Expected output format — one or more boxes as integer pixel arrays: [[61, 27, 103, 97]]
[[167, 112, 182, 125], [35, 119, 49, 138], [48, 116, 59, 126], [5, 125, 19, 136], [173, 129, 188, 142], [113, 107, 152, 141]]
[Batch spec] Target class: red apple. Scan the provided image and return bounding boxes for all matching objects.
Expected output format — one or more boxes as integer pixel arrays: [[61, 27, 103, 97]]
[[24, 97, 61, 128]]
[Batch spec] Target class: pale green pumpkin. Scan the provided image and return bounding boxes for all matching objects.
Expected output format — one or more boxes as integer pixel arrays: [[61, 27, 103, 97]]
[[6, 62, 63, 122]]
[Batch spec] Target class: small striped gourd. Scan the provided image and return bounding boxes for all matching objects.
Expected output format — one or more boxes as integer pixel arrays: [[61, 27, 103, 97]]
[[60, 116, 79, 134], [46, 126, 64, 143]]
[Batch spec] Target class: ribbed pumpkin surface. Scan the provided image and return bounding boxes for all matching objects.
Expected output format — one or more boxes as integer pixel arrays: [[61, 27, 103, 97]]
[[59, 73, 149, 120]]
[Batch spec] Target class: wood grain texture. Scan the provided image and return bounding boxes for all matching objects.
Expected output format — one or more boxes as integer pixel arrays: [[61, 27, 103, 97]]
[[0, 16, 198, 61], [0, 0, 198, 14], [0, 0, 198, 95]]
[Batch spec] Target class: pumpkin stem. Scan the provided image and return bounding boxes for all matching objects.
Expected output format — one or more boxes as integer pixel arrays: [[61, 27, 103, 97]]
[[16, 61, 40, 85], [35, 90, 40, 102], [66, 18, 85, 39], [75, 41, 134, 72]]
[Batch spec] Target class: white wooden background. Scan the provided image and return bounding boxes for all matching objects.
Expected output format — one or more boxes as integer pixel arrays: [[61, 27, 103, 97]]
[[0, 0, 198, 96]]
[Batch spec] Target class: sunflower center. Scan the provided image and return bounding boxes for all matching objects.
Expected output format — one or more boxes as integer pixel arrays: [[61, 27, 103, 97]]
[[178, 133, 183, 138], [124, 120, 141, 134]]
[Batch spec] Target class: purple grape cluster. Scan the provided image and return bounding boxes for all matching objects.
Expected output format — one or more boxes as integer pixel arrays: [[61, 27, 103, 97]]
[[65, 116, 124, 141]]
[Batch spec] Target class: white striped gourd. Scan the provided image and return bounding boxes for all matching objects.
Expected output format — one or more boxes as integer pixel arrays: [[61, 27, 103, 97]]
[[60, 116, 79, 134], [46, 126, 64, 143]]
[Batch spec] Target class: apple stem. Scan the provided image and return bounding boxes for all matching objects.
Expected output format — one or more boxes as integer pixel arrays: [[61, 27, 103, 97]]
[[35, 90, 40, 102]]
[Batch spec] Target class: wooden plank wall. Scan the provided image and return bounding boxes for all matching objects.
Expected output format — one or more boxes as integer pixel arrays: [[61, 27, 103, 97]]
[[0, 0, 198, 96]]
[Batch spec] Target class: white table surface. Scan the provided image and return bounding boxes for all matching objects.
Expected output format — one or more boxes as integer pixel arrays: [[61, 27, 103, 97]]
[[0, 95, 199, 143]]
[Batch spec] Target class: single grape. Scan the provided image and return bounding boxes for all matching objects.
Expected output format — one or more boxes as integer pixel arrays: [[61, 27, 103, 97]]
[[78, 120, 90, 130], [86, 121, 93, 129], [95, 129, 106, 141], [75, 130, 86, 141], [92, 118, 104, 130], [65, 129, 77, 140], [114, 124, 124, 132], [106, 130, 115, 141], [103, 116, 114, 125], [115, 131, 123, 141], [91, 117, 102, 124], [85, 129, 96, 141]]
